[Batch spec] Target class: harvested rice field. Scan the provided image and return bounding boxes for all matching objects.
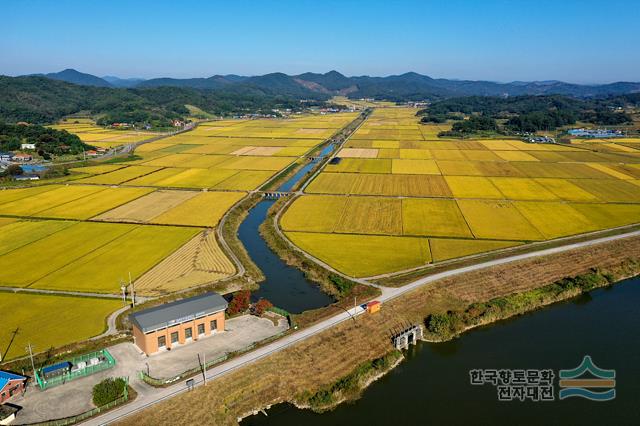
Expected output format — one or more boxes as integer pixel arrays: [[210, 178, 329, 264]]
[[279, 107, 640, 277], [134, 230, 235, 296]]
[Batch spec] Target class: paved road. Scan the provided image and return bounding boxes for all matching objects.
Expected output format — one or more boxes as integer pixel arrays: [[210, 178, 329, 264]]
[[86, 228, 640, 425]]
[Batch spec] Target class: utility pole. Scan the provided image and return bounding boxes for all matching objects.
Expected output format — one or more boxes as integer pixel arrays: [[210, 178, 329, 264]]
[[120, 283, 127, 306], [27, 343, 36, 379], [129, 272, 135, 307], [202, 352, 207, 386], [354, 296, 357, 318]]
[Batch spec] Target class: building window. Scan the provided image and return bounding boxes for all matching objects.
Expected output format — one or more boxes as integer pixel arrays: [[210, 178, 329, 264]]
[[210, 319, 218, 332], [198, 323, 205, 336], [171, 331, 179, 344], [158, 335, 166, 348], [185, 327, 193, 340]]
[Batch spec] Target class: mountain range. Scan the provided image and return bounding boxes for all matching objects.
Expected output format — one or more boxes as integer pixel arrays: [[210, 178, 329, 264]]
[[23, 68, 640, 99]]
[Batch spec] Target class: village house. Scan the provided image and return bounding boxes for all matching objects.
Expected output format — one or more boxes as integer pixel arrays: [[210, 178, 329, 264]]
[[11, 153, 32, 162], [0, 371, 26, 403]]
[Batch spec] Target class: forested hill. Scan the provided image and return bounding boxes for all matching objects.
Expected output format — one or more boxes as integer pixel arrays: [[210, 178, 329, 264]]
[[419, 94, 639, 132], [0, 76, 322, 125], [26, 69, 640, 100]]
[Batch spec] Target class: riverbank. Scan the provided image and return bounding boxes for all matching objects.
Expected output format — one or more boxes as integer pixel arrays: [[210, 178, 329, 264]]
[[116, 235, 640, 426], [424, 261, 639, 342]]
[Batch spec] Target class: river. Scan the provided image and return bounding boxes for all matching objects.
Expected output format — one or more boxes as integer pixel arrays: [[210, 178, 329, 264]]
[[243, 276, 640, 425]]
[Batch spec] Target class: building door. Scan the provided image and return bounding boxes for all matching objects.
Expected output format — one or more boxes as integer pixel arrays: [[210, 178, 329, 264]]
[[185, 327, 193, 341], [210, 319, 218, 332], [171, 331, 179, 344], [158, 335, 166, 349], [198, 323, 205, 336]]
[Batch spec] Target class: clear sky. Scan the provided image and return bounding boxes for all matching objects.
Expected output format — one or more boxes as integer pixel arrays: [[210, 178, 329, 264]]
[[2, 0, 639, 83]]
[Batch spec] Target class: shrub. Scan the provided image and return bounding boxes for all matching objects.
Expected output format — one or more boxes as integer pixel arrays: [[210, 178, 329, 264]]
[[227, 290, 251, 315], [253, 298, 273, 316], [92, 377, 126, 407]]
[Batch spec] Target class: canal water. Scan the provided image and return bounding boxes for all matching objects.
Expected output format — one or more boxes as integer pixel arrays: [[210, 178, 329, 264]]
[[243, 276, 640, 425], [240, 144, 337, 313]]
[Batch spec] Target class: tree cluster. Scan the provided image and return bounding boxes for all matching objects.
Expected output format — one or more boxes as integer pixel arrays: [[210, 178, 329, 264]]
[[0, 123, 93, 156]]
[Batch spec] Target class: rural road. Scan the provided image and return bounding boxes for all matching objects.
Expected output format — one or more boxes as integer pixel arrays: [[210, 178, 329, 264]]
[[86, 228, 640, 425]]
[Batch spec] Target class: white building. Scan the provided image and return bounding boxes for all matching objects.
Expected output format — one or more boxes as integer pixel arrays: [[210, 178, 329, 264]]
[[20, 143, 36, 150]]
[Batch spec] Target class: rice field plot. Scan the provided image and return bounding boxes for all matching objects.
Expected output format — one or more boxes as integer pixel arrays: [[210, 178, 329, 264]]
[[34, 187, 154, 220], [127, 168, 238, 189], [376, 148, 400, 158], [494, 151, 540, 162], [0, 220, 74, 255], [219, 156, 296, 171], [213, 170, 276, 190], [570, 179, 640, 203], [76, 165, 163, 184], [456, 199, 545, 241], [274, 147, 311, 157], [338, 148, 379, 158], [0, 185, 106, 217], [32, 225, 200, 293], [402, 198, 472, 238], [514, 202, 599, 239], [444, 176, 504, 199], [587, 163, 635, 180], [569, 203, 640, 229], [430, 239, 523, 262], [333, 197, 402, 235], [94, 190, 200, 223], [135, 143, 177, 153], [513, 162, 610, 179], [134, 230, 235, 295], [430, 149, 467, 161], [152, 191, 245, 227], [349, 174, 452, 197], [68, 164, 126, 175], [305, 173, 358, 194], [391, 159, 440, 175], [461, 150, 503, 161], [0, 292, 121, 361], [325, 158, 391, 174], [280, 195, 347, 233], [398, 149, 433, 159], [489, 177, 560, 201], [436, 160, 483, 176], [0, 185, 60, 204], [284, 232, 431, 277], [534, 178, 600, 202], [0, 222, 136, 287]]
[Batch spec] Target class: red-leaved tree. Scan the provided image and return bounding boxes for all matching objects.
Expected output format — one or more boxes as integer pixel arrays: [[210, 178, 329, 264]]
[[253, 298, 273, 316], [227, 290, 251, 315]]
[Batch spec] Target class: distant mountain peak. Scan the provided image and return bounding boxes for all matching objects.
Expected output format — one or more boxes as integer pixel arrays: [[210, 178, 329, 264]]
[[43, 69, 112, 87]]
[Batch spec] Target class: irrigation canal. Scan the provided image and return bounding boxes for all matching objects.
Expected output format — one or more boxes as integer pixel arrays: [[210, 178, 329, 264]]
[[239, 144, 336, 313]]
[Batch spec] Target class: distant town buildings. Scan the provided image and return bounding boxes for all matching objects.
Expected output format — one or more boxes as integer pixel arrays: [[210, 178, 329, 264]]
[[567, 128, 623, 138], [20, 143, 36, 150]]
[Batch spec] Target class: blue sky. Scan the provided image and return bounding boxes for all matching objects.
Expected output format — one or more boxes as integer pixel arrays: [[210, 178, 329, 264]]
[[2, 0, 639, 83]]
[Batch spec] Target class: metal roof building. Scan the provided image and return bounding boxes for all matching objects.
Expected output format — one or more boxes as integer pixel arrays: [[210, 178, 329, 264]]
[[130, 292, 228, 355]]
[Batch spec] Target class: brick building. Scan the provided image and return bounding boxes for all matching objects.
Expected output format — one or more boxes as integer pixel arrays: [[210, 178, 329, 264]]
[[0, 371, 26, 403], [131, 293, 228, 356]]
